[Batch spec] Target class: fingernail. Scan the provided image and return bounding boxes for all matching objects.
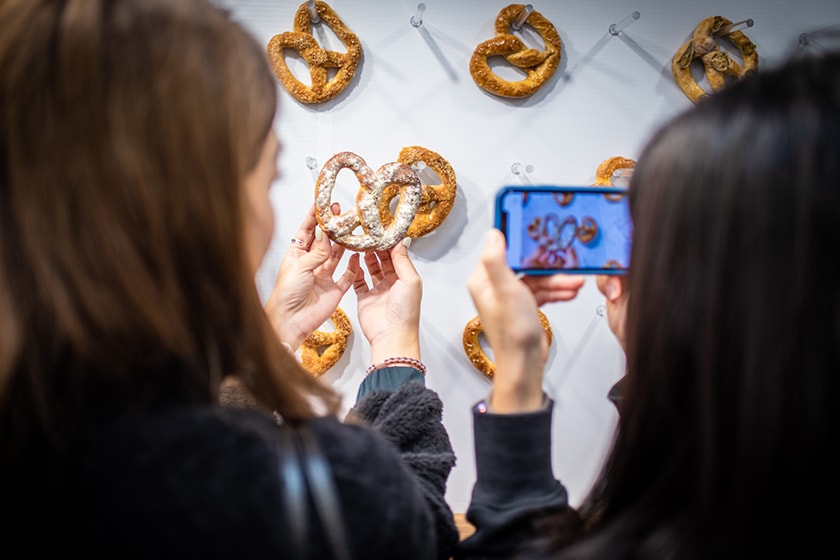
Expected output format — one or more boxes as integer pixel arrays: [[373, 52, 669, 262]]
[[315, 227, 323, 241], [487, 229, 502, 246], [402, 237, 412, 248]]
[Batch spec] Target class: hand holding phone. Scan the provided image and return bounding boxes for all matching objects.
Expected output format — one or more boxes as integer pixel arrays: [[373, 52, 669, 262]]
[[495, 185, 632, 275]]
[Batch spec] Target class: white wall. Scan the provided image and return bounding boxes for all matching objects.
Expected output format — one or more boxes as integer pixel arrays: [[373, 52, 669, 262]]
[[218, 0, 840, 512]]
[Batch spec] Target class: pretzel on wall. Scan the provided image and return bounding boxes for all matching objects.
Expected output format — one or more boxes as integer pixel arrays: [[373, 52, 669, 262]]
[[470, 4, 563, 99], [462, 310, 553, 379], [300, 307, 352, 376], [378, 146, 457, 239], [266, 1, 363, 104], [672, 15, 758, 103]]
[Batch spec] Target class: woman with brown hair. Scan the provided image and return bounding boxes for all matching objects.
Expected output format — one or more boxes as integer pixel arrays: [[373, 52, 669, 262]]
[[0, 0, 457, 557]]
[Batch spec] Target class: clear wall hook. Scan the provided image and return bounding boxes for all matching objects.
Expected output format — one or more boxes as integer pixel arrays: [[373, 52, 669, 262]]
[[715, 18, 753, 35], [305, 156, 318, 170], [609, 11, 641, 36], [511, 162, 534, 175], [596, 305, 606, 318], [306, 1, 320, 24], [511, 4, 533, 32], [798, 25, 840, 49], [611, 168, 633, 187], [410, 3, 426, 28]]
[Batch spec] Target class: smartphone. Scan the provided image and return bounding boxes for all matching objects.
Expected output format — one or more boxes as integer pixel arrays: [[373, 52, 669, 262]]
[[495, 185, 632, 275]]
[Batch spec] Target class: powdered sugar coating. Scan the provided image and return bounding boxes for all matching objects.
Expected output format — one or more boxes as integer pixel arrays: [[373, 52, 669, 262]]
[[315, 151, 421, 251]]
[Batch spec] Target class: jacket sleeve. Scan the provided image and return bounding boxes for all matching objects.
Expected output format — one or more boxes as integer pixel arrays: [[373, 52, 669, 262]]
[[454, 398, 576, 559], [347, 380, 460, 560]]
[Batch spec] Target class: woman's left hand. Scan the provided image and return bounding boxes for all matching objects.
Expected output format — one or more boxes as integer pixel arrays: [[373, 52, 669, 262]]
[[264, 204, 360, 350]]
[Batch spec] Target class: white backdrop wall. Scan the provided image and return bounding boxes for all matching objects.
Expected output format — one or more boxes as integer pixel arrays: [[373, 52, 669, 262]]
[[216, 0, 840, 513]]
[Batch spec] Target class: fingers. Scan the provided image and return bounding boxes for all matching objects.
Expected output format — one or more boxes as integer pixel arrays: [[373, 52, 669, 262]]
[[336, 253, 360, 295], [522, 274, 586, 305], [363, 251, 384, 280], [595, 274, 623, 301], [352, 260, 369, 296]]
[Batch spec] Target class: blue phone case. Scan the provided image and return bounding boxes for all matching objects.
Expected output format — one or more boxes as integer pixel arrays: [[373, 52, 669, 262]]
[[494, 185, 632, 275]]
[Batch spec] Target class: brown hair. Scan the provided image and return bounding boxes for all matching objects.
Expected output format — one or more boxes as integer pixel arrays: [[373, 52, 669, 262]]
[[0, 0, 339, 455]]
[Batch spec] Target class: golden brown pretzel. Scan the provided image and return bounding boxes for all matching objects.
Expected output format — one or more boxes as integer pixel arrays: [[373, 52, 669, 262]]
[[594, 156, 635, 201], [378, 146, 457, 239], [266, 1, 363, 104], [672, 16, 758, 103], [462, 310, 553, 379], [300, 307, 352, 376], [315, 151, 421, 252], [470, 4, 562, 98], [594, 156, 636, 187]]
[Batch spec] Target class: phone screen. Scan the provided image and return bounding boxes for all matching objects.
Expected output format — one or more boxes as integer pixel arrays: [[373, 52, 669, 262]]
[[495, 185, 632, 274]]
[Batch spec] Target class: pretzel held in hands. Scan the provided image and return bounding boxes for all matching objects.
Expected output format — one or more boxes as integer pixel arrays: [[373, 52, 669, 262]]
[[470, 4, 562, 99], [672, 15, 758, 104], [462, 310, 553, 379], [378, 146, 457, 239], [301, 307, 352, 376], [315, 151, 421, 251], [266, 1, 363, 104]]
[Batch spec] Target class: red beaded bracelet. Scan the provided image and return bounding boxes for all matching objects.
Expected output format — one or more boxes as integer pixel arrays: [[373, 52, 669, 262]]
[[365, 357, 427, 376]]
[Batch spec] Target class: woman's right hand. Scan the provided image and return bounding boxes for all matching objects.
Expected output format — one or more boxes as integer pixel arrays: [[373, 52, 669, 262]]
[[353, 239, 422, 363], [467, 229, 585, 413]]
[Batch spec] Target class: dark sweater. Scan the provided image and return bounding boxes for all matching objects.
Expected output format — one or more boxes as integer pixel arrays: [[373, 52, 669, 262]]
[[6, 381, 458, 559], [454, 399, 574, 559]]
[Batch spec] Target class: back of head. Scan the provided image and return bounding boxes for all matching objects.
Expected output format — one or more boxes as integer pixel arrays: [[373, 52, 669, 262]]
[[0, 0, 331, 456], [568, 52, 840, 557]]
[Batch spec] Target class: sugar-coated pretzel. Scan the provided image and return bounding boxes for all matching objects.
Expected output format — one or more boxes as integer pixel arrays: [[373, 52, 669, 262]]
[[672, 15, 758, 104], [378, 146, 457, 239], [315, 151, 421, 252], [470, 4, 563, 99], [266, 1, 363, 104], [300, 307, 352, 376], [462, 310, 553, 379]]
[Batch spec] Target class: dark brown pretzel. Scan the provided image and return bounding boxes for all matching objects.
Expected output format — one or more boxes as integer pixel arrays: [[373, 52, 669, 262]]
[[672, 15, 758, 103]]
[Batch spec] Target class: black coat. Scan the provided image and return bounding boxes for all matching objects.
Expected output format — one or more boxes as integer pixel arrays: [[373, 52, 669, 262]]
[[6, 382, 458, 559]]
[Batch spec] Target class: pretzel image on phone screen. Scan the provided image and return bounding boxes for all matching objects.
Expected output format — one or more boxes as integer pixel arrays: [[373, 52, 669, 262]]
[[495, 185, 633, 275]]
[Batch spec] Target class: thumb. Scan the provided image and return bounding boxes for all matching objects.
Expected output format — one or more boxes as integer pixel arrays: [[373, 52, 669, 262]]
[[304, 226, 332, 268], [480, 229, 515, 285], [389, 237, 418, 279]]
